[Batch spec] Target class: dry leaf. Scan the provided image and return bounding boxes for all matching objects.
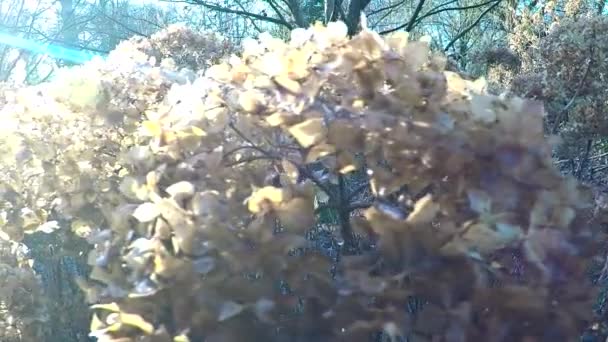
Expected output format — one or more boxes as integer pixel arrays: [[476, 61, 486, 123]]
[[274, 75, 302, 93], [306, 143, 336, 163], [337, 151, 358, 174], [288, 118, 326, 148], [406, 194, 439, 225], [248, 186, 288, 213], [141, 120, 163, 137], [166, 181, 196, 199], [132, 202, 161, 222], [218, 301, 245, 321], [119, 312, 155, 334], [265, 111, 297, 127]]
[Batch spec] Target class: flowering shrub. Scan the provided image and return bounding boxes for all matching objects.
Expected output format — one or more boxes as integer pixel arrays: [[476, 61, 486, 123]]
[[0, 19, 605, 341]]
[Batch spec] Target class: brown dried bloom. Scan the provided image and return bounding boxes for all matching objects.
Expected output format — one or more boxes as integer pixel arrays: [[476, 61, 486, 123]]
[[0, 19, 603, 342], [110, 23, 235, 72], [0, 239, 48, 342]]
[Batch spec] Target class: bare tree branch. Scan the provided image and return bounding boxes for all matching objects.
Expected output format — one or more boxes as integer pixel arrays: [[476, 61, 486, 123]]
[[414, 0, 497, 26], [115, 12, 163, 30], [597, 0, 607, 14], [551, 52, 593, 134], [576, 139, 593, 179], [285, 0, 307, 27], [379, 0, 497, 35], [236, 0, 263, 33], [367, 0, 406, 17], [224, 155, 278, 167], [406, 0, 426, 32], [346, 0, 372, 35], [443, 0, 502, 52], [96, 10, 149, 37], [160, 0, 292, 28], [348, 201, 373, 211], [266, 0, 294, 30]]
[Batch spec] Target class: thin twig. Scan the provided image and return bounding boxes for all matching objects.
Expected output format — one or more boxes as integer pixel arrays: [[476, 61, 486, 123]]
[[576, 139, 593, 179], [229, 123, 273, 157], [222, 145, 266, 161], [347, 182, 370, 201], [556, 151, 608, 164], [593, 165, 608, 173], [348, 201, 373, 211], [443, 0, 502, 52], [224, 155, 278, 167], [229, 123, 335, 198], [551, 57, 592, 134], [406, 0, 426, 31]]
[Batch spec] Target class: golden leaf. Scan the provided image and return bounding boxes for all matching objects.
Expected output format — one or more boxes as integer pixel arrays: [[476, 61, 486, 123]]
[[406, 194, 439, 225], [90, 313, 104, 332], [248, 186, 288, 213], [132, 202, 161, 222], [162, 130, 178, 144], [386, 31, 410, 52], [337, 151, 358, 174], [288, 118, 327, 148], [459, 221, 523, 255], [306, 143, 336, 163], [444, 71, 468, 95], [174, 335, 191, 342], [191, 126, 207, 137], [205, 63, 232, 82], [274, 75, 302, 93], [141, 120, 163, 137], [154, 253, 186, 279], [119, 312, 155, 335], [71, 219, 94, 238], [20, 208, 41, 232], [239, 90, 264, 113], [285, 50, 310, 80], [91, 302, 121, 312], [166, 181, 196, 199], [119, 176, 149, 201], [265, 111, 298, 127]]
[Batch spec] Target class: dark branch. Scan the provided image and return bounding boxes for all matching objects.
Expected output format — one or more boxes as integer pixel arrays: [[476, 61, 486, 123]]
[[224, 155, 278, 167], [443, 0, 502, 52], [406, 0, 426, 32], [576, 139, 593, 179], [348, 201, 373, 211], [266, 0, 294, 30], [551, 57, 592, 134], [347, 182, 370, 201], [160, 0, 291, 28], [367, 0, 406, 16], [379, 0, 497, 35], [415, 0, 496, 27]]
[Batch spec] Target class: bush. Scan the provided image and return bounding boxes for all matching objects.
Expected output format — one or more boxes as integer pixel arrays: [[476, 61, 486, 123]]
[[0, 20, 605, 341], [486, 1, 608, 169]]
